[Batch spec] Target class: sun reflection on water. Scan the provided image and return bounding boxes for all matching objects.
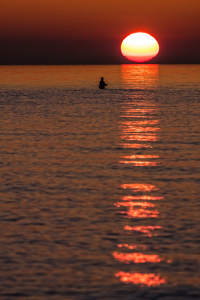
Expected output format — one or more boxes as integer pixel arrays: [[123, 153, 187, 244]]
[[122, 155, 159, 159], [120, 143, 153, 148], [122, 195, 163, 201], [115, 201, 155, 208], [119, 161, 159, 166], [120, 134, 158, 142], [118, 244, 148, 250], [115, 272, 166, 286], [120, 115, 152, 118], [121, 208, 159, 218], [120, 154, 159, 166], [121, 64, 159, 89], [120, 183, 158, 192], [124, 225, 162, 237], [120, 120, 160, 125], [113, 252, 162, 264], [114, 64, 168, 287], [120, 127, 160, 133]]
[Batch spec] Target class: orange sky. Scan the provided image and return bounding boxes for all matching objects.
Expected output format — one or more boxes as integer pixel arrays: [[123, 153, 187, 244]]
[[1, 0, 200, 64]]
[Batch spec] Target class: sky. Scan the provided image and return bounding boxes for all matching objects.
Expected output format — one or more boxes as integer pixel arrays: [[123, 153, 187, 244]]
[[0, 0, 200, 64]]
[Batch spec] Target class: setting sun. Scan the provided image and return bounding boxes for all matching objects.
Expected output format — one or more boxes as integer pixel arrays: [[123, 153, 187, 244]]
[[121, 32, 159, 62]]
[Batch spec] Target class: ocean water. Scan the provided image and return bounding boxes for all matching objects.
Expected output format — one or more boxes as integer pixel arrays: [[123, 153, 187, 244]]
[[0, 65, 199, 300]]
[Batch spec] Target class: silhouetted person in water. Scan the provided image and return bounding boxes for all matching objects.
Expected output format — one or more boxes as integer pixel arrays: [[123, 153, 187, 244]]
[[99, 77, 107, 89]]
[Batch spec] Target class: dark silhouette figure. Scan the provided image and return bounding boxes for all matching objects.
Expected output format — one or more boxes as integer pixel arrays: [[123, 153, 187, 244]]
[[99, 77, 107, 89]]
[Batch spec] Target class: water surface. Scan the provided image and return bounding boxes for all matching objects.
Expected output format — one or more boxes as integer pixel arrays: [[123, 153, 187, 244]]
[[0, 65, 199, 299]]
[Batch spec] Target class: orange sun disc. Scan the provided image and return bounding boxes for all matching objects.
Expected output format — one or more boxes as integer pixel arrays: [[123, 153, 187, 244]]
[[121, 32, 159, 62]]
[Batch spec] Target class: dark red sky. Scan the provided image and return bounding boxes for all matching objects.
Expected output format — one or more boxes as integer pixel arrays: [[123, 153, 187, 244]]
[[0, 0, 200, 64]]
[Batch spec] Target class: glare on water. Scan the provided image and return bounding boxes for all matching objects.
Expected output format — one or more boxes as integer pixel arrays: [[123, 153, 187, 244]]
[[0, 64, 199, 299]]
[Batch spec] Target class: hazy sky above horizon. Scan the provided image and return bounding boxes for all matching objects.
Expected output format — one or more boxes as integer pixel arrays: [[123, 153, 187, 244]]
[[1, 0, 200, 64]]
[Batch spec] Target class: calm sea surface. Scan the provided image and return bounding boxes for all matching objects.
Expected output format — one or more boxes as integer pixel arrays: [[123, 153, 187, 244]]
[[0, 65, 199, 300]]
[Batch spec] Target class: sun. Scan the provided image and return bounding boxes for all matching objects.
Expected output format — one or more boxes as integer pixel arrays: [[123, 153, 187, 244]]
[[121, 32, 159, 62]]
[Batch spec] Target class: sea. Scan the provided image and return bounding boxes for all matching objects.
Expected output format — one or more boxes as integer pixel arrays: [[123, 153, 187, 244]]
[[0, 65, 199, 300]]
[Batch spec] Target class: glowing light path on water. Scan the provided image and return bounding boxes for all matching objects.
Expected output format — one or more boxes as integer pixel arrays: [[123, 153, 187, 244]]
[[114, 76, 169, 287]]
